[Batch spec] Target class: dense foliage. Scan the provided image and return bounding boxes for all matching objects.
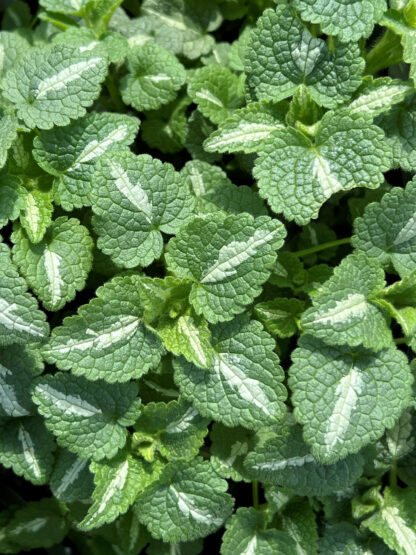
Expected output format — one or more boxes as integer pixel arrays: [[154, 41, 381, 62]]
[[1, 0, 416, 553]]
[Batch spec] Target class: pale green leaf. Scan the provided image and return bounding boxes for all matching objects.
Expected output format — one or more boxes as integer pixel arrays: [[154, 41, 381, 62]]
[[349, 77, 413, 119], [19, 188, 53, 244]]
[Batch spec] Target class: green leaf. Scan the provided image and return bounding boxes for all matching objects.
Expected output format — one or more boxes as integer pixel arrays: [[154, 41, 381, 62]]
[[386, 409, 415, 460], [293, 0, 387, 42], [33, 112, 139, 211], [381, 10, 416, 86], [50, 448, 94, 503], [254, 109, 392, 225], [188, 65, 244, 125], [3, 44, 108, 129], [286, 84, 323, 127], [42, 275, 163, 382], [52, 27, 128, 63], [19, 187, 53, 244], [362, 487, 416, 555], [204, 101, 287, 154], [5, 498, 68, 551], [78, 451, 164, 531], [319, 522, 364, 554], [0, 415, 55, 485], [135, 458, 234, 542], [0, 344, 43, 417], [352, 178, 416, 278], [245, 6, 364, 107], [181, 160, 267, 217], [92, 510, 150, 555], [121, 43, 186, 112], [0, 31, 31, 76], [0, 175, 25, 229], [210, 423, 254, 482], [39, 0, 86, 14], [31, 372, 141, 461], [0, 112, 19, 170], [290, 336, 413, 463], [254, 298, 305, 338], [0, 243, 49, 346], [349, 77, 413, 119], [221, 507, 297, 555], [301, 254, 392, 350], [185, 109, 221, 163], [12, 216, 93, 311], [133, 399, 208, 462], [147, 538, 203, 555], [91, 150, 195, 268], [165, 213, 286, 323], [174, 315, 287, 430], [243, 424, 364, 497], [277, 500, 319, 555]]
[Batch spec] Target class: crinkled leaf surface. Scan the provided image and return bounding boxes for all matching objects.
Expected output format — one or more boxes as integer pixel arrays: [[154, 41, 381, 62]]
[[121, 42, 186, 112], [3, 44, 108, 129], [290, 336, 413, 463], [254, 110, 392, 225], [91, 150, 195, 268], [166, 213, 286, 323], [301, 254, 392, 350], [353, 178, 416, 277], [31, 372, 141, 461], [254, 298, 305, 338], [277, 500, 319, 555], [243, 424, 364, 497], [245, 6, 364, 107], [135, 458, 233, 543], [350, 77, 413, 119], [174, 315, 287, 430], [19, 187, 54, 245], [293, 0, 387, 43], [0, 174, 25, 229], [12, 217, 93, 311], [50, 448, 94, 503], [42, 275, 163, 382], [33, 112, 139, 210], [0, 243, 49, 346]]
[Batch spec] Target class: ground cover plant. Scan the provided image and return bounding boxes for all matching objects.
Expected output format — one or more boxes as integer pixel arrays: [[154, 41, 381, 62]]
[[1, 0, 416, 553]]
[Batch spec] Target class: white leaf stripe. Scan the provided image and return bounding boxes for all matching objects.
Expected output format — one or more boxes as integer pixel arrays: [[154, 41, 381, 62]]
[[143, 74, 172, 83], [18, 424, 42, 479], [165, 405, 200, 434], [169, 486, 223, 526], [11, 517, 49, 535], [310, 293, 368, 325], [206, 122, 283, 150], [54, 457, 89, 498], [252, 454, 315, 471], [392, 213, 416, 247], [381, 505, 416, 553], [177, 316, 210, 367], [241, 536, 258, 555], [109, 161, 153, 221], [201, 228, 278, 284], [313, 154, 343, 196], [195, 89, 224, 108], [0, 362, 30, 416], [43, 249, 63, 307], [34, 383, 102, 417], [34, 58, 103, 99], [71, 126, 129, 169], [0, 298, 45, 338]]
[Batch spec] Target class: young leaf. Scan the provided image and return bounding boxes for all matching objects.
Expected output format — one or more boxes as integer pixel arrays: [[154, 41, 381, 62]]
[[210, 423, 254, 482], [0, 243, 49, 346], [254, 109, 392, 225], [121, 43, 186, 112], [352, 178, 416, 278], [301, 254, 392, 350], [42, 275, 163, 383], [50, 448, 94, 503], [350, 77, 413, 119], [0, 415, 55, 485], [165, 213, 286, 323], [12, 217, 93, 311], [19, 187, 54, 244], [254, 298, 305, 338], [243, 424, 364, 497], [174, 315, 287, 430], [31, 372, 141, 461], [135, 458, 234, 542], [132, 399, 209, 462], [33, 112, 139, 211], [290, 336, 413, 463], [3, 44, 108, 129], [293, 0, 387, 43], [245, 6, 364, 107], [221, 507, 297, 555], [91, 150, 195, 268]]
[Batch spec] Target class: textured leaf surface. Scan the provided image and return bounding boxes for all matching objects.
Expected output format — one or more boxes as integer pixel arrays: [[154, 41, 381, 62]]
[[19, 188, 53, 244], [278, 500, 319, 555], [0, 175, 25, 229], [121, 42, 186, 112], [133, 399, 209, 462], [353, 178, 416, 277], [42, 274, 162, 382], [293, 0, 387, 42], [50, 449, 94, 503], [174, 315, 287, 430], [32, 372, 141, 460], [0, 243, 49, 346], [33, 112, 139, 211], [12, 217, 93, 311], [290, 336, 413, 462], [243, 425, 364, 497], [0, 416, 55, 485], [350, 77, 413, 119], [166, 213, 286, 323], [301, 254, 392, 350], [91, 150, 195, 268], [254, 298, 305, 338], [210, 423, 253, 482], [135, 458, 233, 542], [245, 6, 364, 107], [221, 507, 297, 555], [3, 44, 108, 129], [254, 110, 392, 225]]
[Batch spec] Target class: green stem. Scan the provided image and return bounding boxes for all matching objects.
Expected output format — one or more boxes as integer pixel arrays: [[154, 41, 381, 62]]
[[252, 480, 259, 510], [105, 75, 124, 112], [394, 337, 407, 345], [365, 30, 403, 75], [293, 237, 351, 258]]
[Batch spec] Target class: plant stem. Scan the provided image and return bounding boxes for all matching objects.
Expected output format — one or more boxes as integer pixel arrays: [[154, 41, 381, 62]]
[[365, 30, 403, 75], [293, 237, 351, 258], [252, 480, 259, 509], [395, 337, 407, 345]]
